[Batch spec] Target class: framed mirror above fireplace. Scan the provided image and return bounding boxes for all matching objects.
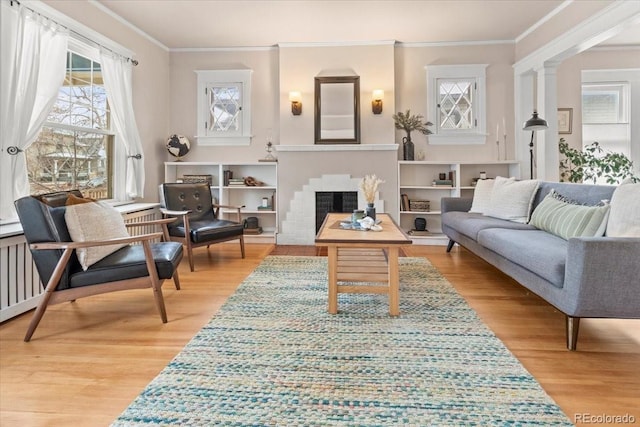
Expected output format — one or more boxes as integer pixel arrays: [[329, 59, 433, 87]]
[[314, 76, 360, 144]]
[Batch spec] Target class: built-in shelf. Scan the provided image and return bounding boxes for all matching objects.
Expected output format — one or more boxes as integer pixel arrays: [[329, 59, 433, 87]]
[[398, 160, 520, 245], [164, 162, 278, 242]]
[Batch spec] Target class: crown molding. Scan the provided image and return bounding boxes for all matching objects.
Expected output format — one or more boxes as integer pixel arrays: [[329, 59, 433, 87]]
[[515, 0, 573, 43], [16, 0, 134, 57], [278, 40, 396, 48], [514, 0, 640, 74], [399, 39, 514, 48], [88, 0, 169, 52], [172, 46, 277, 53]]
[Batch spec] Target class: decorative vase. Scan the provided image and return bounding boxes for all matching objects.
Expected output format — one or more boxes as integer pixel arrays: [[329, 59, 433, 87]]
[[414, 217, 427, 231], [402, 136, 414, 161], [365, 203, 376, 220]]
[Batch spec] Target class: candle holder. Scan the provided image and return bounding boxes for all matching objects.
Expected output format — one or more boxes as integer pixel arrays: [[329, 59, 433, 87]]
[[260, 133, 277, 162], [503, 134, 508, 160]]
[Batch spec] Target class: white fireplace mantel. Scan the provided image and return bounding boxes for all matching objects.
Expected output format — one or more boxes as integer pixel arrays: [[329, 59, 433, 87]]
[[276, 144, 398, 152]]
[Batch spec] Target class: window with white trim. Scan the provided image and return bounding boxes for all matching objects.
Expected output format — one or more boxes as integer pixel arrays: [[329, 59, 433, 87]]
[[26, 39, 117, 199], [582, 82, 631, 158], [196, 70, 253, 146], [425, 64, 487, 145]]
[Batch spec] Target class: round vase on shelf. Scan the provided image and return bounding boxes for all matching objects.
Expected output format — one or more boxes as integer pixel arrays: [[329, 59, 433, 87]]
[[365, 203, 376, 220], [402, 136, 414, 161], [414, 217, 427, 231]]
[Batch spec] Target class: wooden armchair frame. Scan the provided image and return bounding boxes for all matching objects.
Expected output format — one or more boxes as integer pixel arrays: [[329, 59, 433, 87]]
[[15, 196, 182, 342]]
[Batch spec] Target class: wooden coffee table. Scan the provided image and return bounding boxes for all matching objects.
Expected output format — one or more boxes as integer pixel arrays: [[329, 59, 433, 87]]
[[315, 213, 412, 316]]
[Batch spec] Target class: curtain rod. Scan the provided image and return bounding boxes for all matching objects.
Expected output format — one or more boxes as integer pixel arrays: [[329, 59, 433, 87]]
[[9, 0, 139, 66]]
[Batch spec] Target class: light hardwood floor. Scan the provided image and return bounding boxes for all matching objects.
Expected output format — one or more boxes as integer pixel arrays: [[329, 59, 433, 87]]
[[1, 243, 638, 426]]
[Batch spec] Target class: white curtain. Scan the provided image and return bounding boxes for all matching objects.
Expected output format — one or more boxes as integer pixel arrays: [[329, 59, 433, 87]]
[[99, 50, 145, 199], [0, 3, 68, 220]]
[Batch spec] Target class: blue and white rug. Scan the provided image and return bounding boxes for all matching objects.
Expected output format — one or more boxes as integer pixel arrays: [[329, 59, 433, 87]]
[[113, 256, 572, 426]]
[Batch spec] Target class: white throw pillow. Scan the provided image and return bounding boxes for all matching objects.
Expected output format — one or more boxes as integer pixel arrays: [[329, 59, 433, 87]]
[[606, 180, 640, 237], [469, 179, 495, 214], [484, 176, 540, 223], [65, 202, 129, 270]]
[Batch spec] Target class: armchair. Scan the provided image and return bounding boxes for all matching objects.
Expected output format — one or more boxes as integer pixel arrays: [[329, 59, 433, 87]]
[[14, 192, 183, 342], [160, 183, 245, 271]]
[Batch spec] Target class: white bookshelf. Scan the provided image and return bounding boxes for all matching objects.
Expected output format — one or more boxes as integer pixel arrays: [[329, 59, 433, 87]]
[[164, 162, 278, 242], [398, 160, 520, 244]]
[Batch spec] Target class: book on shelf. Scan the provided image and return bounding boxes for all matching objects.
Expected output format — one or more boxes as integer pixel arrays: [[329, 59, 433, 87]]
[[400, 194, 410, 211], [432, 179, 453, 185], [243, 227, 263, 235], [257, 206, 272, 210]]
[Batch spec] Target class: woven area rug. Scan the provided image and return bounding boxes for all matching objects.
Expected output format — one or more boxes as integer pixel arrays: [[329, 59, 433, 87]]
[[113, 256, 572, 426]]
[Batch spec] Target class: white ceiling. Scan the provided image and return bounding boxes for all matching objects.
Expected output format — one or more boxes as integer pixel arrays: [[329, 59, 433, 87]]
[[95, 0, 575, 49]]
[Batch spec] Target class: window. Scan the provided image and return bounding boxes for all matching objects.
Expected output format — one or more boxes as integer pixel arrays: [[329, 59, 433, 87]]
[[26, 46, 114, 199], [582, 83, 629, 124], [582, 82, 630, 159], [196, 70, 252, 146], [425, 64, 487, 144]]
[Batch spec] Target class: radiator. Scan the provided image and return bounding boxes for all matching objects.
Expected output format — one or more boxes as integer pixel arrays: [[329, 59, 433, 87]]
[[0, 207, 160, 323]]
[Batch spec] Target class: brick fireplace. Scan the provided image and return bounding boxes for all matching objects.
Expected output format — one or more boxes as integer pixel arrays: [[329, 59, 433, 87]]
[[276, 144, 399, 245]]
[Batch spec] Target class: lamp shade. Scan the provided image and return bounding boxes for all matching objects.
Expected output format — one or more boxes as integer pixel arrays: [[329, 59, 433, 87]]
[[523, 111, 548, 131], [289, 91, 301, 103]]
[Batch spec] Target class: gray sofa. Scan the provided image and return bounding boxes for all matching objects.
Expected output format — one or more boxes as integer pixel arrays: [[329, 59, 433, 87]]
[[441, 181, 640, 350]]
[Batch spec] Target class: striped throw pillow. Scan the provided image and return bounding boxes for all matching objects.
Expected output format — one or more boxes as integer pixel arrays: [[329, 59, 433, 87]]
[[529, 190, 610, 240]]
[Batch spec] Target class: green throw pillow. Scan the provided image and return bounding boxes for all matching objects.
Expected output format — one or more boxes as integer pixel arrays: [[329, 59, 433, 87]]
[[529, 190, 610, 240]]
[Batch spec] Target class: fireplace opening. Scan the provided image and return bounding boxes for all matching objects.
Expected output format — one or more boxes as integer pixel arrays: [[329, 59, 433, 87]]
[[315, 191, 358, 232]]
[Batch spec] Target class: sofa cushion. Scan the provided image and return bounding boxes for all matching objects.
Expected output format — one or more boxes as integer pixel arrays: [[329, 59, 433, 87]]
[[606, 180, 640, 237], [477, 228, 568, 288], [469, 178, 494, 214], [484, 177, 540, 223], [65, 202, 129, 270], [442, 211, 536, 241], [530, 189, 610, 240]]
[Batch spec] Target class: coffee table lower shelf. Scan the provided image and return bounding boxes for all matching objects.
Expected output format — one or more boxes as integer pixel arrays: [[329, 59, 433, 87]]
[[328, 246, 400, 316]]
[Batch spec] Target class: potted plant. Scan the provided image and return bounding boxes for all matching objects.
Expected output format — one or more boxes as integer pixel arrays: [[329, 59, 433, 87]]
[[559, 138, 638, 184], [392, 110, 433, 161]]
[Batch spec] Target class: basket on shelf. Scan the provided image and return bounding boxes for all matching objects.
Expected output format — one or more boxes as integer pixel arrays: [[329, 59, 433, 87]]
[[182, 174, 213, 185], [409, 200, 430, 211]]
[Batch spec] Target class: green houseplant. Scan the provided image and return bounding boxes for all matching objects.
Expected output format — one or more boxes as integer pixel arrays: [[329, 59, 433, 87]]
[[559, 138, 638, 184], [392, 110, 432, 161]]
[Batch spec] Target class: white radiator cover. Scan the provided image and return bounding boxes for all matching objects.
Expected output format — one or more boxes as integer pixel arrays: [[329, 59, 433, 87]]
[[0, 207, 160, 323]]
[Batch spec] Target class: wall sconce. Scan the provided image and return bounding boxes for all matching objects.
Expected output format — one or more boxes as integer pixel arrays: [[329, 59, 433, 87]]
[[372, 89, 384, 114], [289, 91, 302, 115]]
